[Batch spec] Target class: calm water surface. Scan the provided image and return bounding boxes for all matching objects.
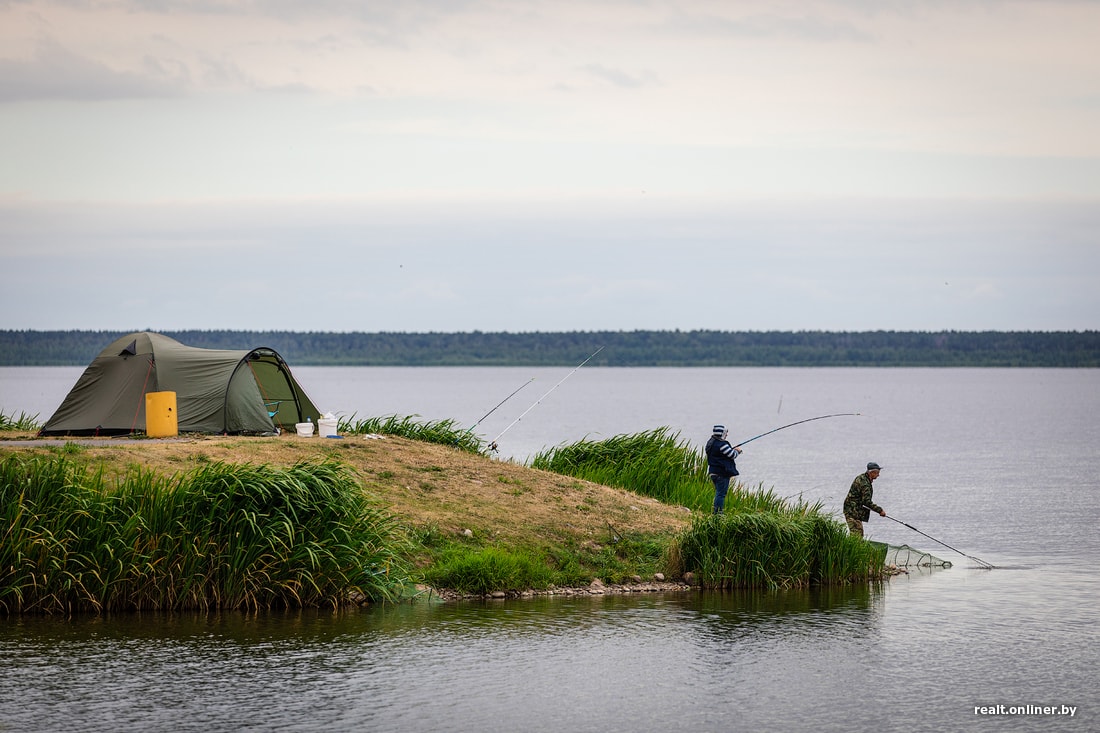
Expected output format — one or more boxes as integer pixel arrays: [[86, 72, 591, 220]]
[[1, 367, 1098, 732]]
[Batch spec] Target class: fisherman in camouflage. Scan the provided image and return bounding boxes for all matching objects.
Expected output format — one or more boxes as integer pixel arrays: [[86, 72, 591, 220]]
[[843, 462, 885, 537]]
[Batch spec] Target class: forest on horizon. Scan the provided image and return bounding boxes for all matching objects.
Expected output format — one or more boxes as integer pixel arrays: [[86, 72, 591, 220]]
[[2, 329, 1098, 367]]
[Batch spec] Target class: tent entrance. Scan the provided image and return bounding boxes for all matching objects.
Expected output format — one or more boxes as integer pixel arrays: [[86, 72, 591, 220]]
[[229, 348, 317, 433]]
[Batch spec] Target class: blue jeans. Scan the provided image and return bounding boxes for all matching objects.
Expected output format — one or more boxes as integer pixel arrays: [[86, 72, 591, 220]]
[[711, 474, 731, 513]]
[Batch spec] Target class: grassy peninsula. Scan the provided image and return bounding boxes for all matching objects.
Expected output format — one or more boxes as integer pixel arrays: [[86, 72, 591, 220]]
[[1, 417, 883, 613]]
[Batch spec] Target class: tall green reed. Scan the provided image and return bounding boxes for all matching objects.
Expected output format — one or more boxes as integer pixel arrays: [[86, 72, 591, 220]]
[[0, 455, 412, 613], [669, 512, 883, 589], [529, 428, 714, 509]]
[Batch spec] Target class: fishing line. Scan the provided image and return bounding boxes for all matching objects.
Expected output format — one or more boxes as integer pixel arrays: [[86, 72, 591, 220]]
[[733, 413, 861, 447], [874, 511, 995, 569], [490, 346, 604, 452]]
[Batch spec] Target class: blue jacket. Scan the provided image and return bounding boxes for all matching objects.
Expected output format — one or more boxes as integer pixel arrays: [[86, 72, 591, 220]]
[[705, 436, 740, 477]]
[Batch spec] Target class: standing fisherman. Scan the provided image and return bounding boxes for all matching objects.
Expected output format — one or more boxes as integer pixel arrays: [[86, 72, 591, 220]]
[[705, 424, 743, 514], [843, 462, 886, 537]]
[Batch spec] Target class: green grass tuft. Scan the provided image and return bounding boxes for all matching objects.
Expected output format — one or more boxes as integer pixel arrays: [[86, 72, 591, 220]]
[[340, 413, 486, 454], [0, 410, 41, 432], [421, 546, 555, 595]]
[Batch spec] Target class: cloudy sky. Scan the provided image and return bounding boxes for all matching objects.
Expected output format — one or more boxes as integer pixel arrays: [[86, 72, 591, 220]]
[[1, 0, 1097, 333]]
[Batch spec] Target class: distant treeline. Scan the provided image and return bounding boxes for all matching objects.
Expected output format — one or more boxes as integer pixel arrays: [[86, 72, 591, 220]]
[[2, 330, 1099, 367]]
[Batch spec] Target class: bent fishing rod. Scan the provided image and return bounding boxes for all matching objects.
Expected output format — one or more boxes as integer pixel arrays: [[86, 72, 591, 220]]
[[733, 413, 861, 447], [489, 346, 604, 452], [871, 510, 995, 569]]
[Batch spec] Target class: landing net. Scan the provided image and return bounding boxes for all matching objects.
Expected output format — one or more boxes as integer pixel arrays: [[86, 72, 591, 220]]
[[869, 541, 952, 568]]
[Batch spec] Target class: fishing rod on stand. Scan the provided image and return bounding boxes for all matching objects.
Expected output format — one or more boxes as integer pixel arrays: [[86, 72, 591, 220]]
[[489, 346, 604, 453], [872, 510, 995, 569], [466, 377, 535, 435]]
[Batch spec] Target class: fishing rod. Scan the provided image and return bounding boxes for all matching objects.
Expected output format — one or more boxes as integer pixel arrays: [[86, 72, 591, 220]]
[[489, 346, 604, 452], [873, 510, 995, 569], [467, 377, 535, 434], [733, 413, 861, 447]]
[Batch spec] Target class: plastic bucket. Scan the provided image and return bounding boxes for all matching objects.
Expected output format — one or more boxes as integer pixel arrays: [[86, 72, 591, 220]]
[[295, 422, 314, 437], [317, 418, 338, 437], [145, 391, 178, 438]]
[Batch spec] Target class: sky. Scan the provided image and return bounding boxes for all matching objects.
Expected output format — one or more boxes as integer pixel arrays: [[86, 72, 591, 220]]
[[1, 0, 1098, 333]]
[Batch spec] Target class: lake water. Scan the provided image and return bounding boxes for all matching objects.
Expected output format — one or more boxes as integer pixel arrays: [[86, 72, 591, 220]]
[[2, 367, 1098, 732]]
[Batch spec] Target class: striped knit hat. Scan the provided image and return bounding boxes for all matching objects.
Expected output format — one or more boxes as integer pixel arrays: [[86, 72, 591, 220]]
[[712, 424, 726, 436]]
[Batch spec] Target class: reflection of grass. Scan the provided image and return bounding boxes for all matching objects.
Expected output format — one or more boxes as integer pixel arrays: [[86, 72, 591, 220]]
[[0, 455, 412, 613]]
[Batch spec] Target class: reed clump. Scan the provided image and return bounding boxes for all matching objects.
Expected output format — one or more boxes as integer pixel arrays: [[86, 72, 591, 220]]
[[668, 510, 882, 589], [0, 455, 412, 614], [529, 427, 712, 509]]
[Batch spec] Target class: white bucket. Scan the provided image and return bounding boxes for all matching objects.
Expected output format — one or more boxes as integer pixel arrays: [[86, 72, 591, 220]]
[[295, 422, 314, 437], [318, 418, 339, 437]]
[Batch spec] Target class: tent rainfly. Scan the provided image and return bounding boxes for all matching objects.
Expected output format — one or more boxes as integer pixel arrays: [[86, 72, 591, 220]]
[[40, 332, 321, 436]]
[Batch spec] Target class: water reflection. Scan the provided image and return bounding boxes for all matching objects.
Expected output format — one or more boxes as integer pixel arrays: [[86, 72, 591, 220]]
[[2, 586, 900, 733]]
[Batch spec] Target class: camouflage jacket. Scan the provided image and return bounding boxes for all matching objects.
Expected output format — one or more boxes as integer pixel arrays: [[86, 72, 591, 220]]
[[843, 472, 882, 521]]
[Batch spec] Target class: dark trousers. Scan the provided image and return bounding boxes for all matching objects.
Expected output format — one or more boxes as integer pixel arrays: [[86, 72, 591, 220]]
[[711, 474, 731, 513]]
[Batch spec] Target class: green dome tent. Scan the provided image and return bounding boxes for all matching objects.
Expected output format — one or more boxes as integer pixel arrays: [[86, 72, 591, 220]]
[[40, 332, 321, 436]]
